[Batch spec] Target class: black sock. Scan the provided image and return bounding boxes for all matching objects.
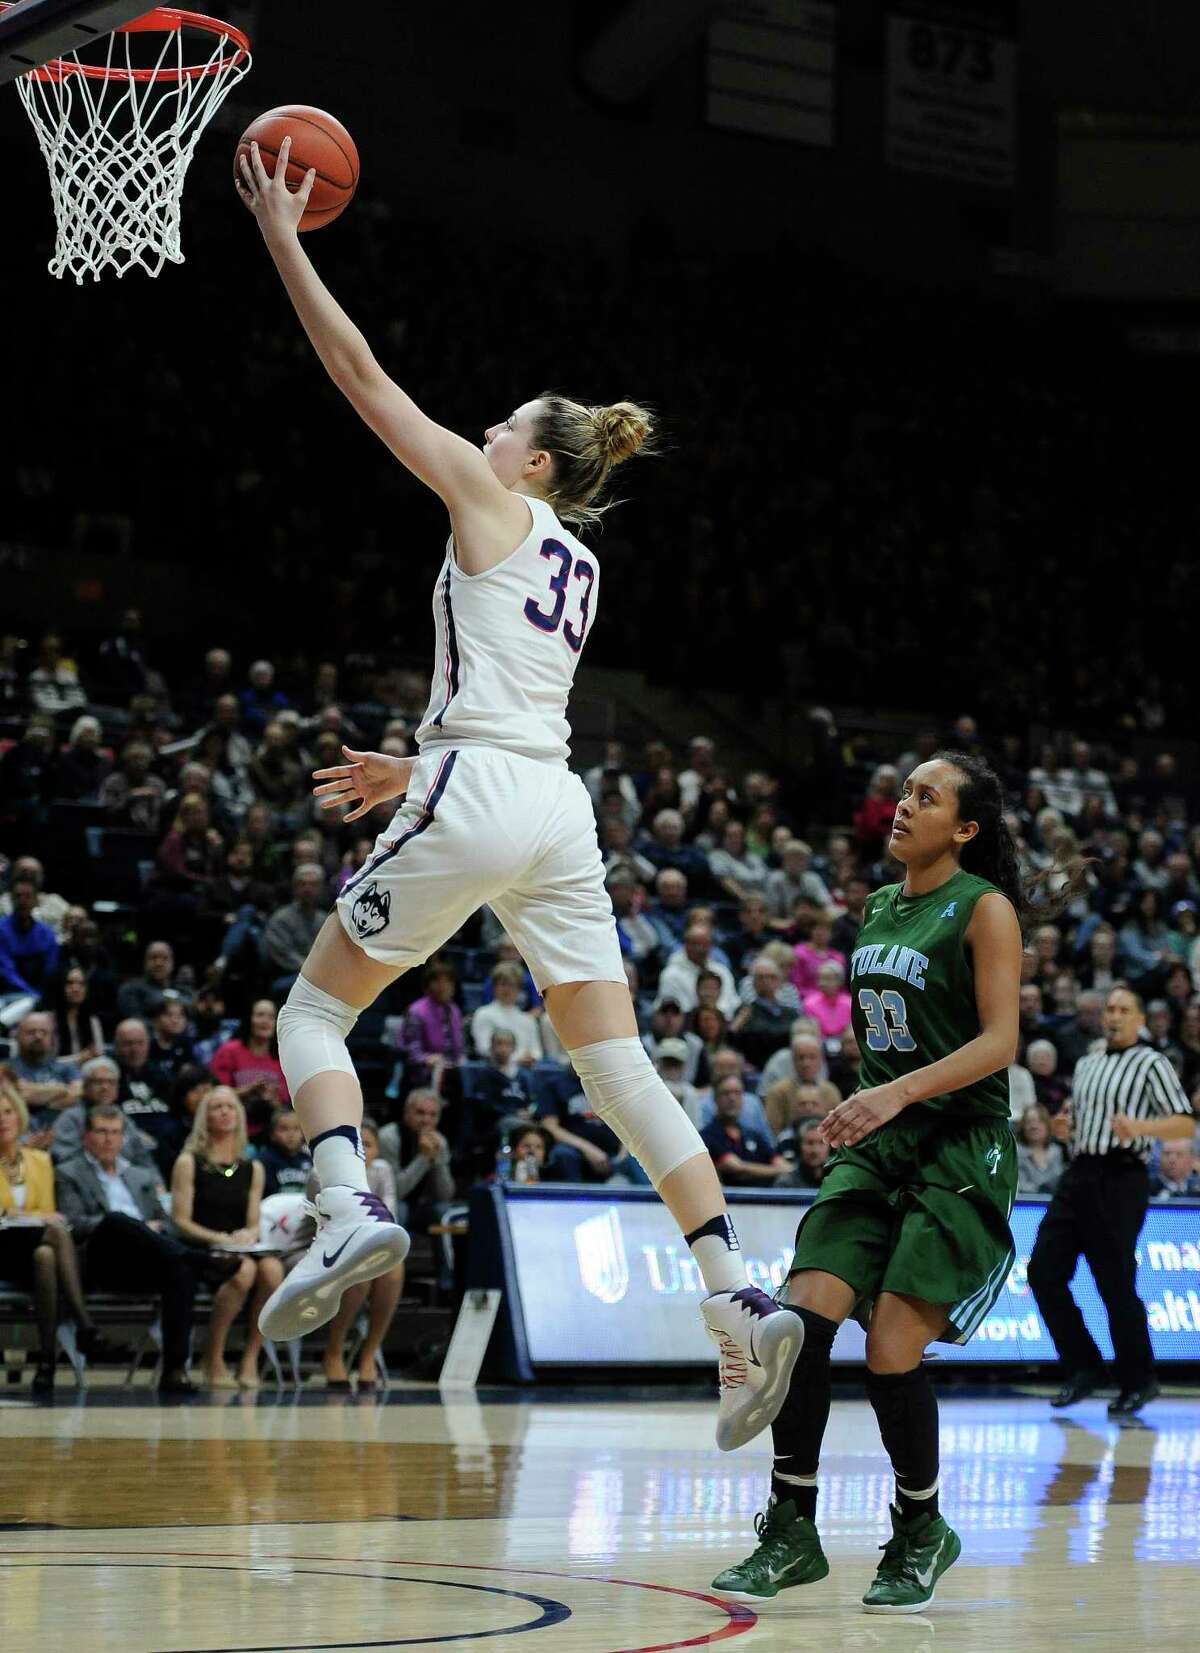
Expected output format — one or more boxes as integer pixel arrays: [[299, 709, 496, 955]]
[[866, 1365, 940, 1522], [769, 1307, 839, 1520]]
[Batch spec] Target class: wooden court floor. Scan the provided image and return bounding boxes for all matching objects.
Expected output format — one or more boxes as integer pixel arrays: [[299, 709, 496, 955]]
[[1, 1383, 1197, 1652]]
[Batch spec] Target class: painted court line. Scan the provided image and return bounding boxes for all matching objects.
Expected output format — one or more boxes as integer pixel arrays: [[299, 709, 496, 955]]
[[2, 1548, 758, 1652]]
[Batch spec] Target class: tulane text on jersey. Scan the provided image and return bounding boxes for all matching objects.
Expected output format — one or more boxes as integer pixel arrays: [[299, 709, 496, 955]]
[[849, 943, 930, 992]]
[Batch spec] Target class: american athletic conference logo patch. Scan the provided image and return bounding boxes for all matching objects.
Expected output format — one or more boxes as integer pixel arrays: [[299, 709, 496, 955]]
[[350, 880, 391, 939]]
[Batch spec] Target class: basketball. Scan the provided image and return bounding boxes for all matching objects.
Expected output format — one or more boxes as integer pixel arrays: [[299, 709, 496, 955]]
[[234, 104, 359, 231]]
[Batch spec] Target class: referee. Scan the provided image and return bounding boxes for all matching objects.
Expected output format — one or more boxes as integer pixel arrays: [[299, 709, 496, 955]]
[[1029, 984, 1195, 1415]]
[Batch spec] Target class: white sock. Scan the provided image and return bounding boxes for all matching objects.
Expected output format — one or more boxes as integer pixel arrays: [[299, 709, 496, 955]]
[[685, 1213, 748, 1295], [311, 1125, 369, 1194]]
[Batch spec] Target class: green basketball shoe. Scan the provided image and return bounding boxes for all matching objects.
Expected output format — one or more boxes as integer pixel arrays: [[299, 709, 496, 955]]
[[861, 1505, 961, 1614], [711, 1497, 830, 1602]]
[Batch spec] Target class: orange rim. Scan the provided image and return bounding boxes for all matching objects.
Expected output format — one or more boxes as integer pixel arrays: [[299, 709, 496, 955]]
[[13, 5, 250, 82]]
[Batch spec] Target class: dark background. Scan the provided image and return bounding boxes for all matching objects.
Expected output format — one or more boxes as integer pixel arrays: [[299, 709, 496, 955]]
[[2, 0, 1200, 741]]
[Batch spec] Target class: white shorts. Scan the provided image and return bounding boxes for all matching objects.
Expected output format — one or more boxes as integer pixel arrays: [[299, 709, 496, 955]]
[[334, 745, 626, 993]]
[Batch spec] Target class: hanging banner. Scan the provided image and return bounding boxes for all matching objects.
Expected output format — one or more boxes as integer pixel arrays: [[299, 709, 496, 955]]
[[707, 0, 836, 148], [885, 0, 1016, 187]]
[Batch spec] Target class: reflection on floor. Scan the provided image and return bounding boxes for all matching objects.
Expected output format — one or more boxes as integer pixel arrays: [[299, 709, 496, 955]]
[[0, 1387, 1196, 1651]]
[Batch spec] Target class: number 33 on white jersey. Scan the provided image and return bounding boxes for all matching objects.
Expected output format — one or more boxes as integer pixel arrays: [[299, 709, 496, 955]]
[[415, 495, 600, 765]]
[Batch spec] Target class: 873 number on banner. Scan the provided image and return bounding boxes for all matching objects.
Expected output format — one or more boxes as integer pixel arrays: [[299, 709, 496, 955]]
[[885, 5, 1016, 189], [904, 21, 996, 83]]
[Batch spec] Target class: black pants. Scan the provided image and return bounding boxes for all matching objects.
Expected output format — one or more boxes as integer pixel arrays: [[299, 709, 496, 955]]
[[1027, 1155, 1152, 1389], [83, 1214, 198, 1373]]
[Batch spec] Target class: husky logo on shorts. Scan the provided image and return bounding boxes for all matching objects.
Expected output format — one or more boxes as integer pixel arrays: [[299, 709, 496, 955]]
[[350, 880, 391, 940], [984, 1143, 1004, 1177]]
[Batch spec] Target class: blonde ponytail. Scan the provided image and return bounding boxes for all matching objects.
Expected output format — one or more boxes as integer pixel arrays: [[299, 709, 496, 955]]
[[593, 401, 654, 466], [531, 392, 656, 529]]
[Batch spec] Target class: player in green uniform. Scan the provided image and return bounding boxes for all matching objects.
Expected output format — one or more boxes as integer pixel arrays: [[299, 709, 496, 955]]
[[713, 751, 1030, 1614]]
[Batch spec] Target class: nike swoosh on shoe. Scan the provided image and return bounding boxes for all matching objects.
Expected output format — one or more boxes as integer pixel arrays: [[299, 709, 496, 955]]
[[322, 1236, 354, 1268], [912, 1555, 940, 1589]]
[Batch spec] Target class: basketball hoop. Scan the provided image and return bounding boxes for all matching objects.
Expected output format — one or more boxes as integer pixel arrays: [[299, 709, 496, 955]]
[[4, 4, 251, 282]]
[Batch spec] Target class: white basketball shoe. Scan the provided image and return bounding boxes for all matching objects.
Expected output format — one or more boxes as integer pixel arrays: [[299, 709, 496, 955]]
[[702, 1287, 806, 1452], [257, 1186, 410, 1341]]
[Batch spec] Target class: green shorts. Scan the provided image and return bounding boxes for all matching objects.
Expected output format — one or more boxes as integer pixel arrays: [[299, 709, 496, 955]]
[[789, 1112, 1017, 1344]]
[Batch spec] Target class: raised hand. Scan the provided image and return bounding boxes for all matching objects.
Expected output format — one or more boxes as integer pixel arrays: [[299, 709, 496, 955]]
[[235, 135, 315, 239]]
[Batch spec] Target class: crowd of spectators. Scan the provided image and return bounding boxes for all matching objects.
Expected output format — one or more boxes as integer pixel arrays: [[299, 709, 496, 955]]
[[1, 611, 1199, 1388]]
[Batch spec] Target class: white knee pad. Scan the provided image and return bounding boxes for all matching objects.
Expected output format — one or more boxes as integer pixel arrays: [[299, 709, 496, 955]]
[[276, 975, 360, 1100], [569, 1036, 707, 1190]]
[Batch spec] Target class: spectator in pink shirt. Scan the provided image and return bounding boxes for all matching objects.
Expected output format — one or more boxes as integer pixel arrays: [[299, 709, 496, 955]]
[[208, 998, 289, 1141], [802, 960, 852, 1040], [790, 914, 845, 994], [853, 764, 900, 856]]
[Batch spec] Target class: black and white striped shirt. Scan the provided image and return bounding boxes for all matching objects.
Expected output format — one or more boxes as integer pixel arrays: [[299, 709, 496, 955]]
[[1069, 1041, 1193, 1161]]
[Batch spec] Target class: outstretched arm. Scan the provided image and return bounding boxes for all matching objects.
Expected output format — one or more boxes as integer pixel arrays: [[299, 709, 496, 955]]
[[236, 140, 527, 541]]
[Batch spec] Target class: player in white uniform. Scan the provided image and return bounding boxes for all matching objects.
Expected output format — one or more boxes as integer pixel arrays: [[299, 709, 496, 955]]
[[237, 139, 801, 1448]]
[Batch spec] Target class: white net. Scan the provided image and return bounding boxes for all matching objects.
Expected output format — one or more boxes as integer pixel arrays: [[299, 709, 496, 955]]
[[15, 11, 251, 283]]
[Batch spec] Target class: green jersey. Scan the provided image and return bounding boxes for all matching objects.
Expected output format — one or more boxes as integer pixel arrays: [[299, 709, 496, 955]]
[[847, 867, 1010, 1123]]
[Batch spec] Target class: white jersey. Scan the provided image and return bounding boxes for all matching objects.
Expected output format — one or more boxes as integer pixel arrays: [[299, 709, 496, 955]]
[[415, 495, 599, 765]]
